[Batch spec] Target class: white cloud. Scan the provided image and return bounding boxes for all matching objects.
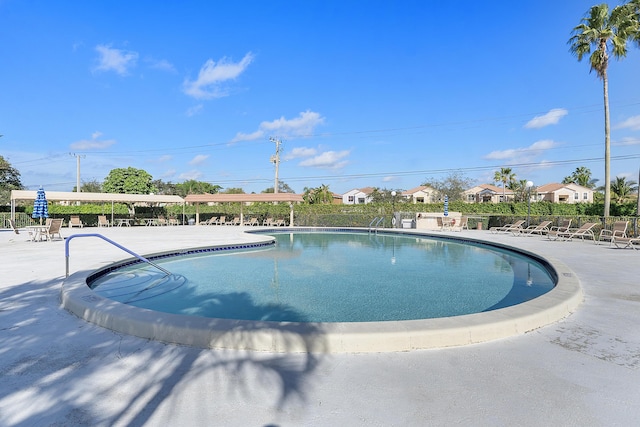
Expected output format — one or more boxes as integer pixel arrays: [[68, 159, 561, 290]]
[[230, 110, 325, 143], [484, 139, 557, 163], [70, 132, 116, 150], [94, 44, 139, 75], [614, 136, 640, 146], [382, 176, 397, 182], [615, 115, 640, 131], [178, 170, 203, 180], [183, 52, 254, 99], [185, 104, 204, 117], [146, 57, 176, 73], [189, 154, 209, 165], [283, 147, 317, 160], [162, 169, 177, 179], [299, 150, 350, 169], [524, 108, 568, 129]]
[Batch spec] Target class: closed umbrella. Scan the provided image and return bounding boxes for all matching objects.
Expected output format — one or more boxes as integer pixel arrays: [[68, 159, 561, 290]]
[[32, 186, 49, 224], [443, 195, 449, 217]]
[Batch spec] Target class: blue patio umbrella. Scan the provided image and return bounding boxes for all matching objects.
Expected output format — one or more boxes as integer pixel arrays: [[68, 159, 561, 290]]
[[32, 186, 49, 224], [443, 195, 449, 217]]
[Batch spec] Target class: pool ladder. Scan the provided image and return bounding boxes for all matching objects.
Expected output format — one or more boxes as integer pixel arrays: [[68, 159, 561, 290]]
[[64, 233, 172, 278], [369, 217, 385, 233]]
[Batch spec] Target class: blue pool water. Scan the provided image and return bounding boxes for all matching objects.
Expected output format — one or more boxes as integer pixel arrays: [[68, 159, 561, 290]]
[[90, 232, 555, 322]]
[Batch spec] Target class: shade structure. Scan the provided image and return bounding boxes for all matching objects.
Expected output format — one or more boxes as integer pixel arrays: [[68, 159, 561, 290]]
[[32, 187, 49, 223], [443, 195, 449, 217]]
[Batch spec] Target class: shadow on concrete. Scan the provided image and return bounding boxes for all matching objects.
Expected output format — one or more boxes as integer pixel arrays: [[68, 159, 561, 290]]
[[0, 276, 326, 426]]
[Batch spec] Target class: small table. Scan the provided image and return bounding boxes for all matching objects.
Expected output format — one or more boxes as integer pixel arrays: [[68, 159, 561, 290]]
[[26, 225, 48, 242], [116, 219, 133, 227], [144, 218, 158, 226]]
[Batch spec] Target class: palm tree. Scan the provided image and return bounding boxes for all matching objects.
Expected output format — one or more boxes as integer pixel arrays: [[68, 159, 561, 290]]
[[562, 166, 597, 189], [569, 2, 639, 217], [610, 176, 638, 203], [493, 167, 515, 202]]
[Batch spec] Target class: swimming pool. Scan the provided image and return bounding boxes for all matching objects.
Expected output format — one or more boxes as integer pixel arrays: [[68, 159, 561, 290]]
[[89, 232, 555, 322], [61, 228, 582, 352]]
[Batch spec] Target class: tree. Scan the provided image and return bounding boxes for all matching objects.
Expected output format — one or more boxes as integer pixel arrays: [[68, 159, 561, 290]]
[[151, 179, 178, 195], [0, 155, 24, 205], [569, 2, 639, 217], [493, 168, 516, 202], [562, 166, 598, 189], [222, 187, 245, 194], [423, 172, 474, 202], [175, 180, 221, 197], [509, 179, 536, 203], [262, 181, 295, 194], [610, 176, 637, 203], [302, 184, 333, 204], [103, 167, 156, 194], [72, 179, 102, 193]]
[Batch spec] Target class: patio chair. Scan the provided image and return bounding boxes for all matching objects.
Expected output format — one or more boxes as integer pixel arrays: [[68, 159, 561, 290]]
[[246, 217, 259, 226], [490, 220, 526, 234], [263, 217, 274, 226], [69, 215, 84, 228], [548, 222, 598, 242], [597, 220, 628, 245], [97, 215, 110, 227], [612, 236, 640, 250], [217, 216, 226, 225], [512, 220, 552, 236], [436, 217, 444, 231], [45, 218, 63, 241], [459, 216, 469, 231]]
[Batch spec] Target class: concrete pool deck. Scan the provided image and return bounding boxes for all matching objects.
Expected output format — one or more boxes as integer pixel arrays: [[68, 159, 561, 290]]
[[1, 225, 640, 425]]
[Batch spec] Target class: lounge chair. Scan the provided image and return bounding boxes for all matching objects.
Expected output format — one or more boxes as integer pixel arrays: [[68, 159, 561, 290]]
[[263, 217, 274, 226], [168, 217, 180, 226], [199, 216, 218, 226], [512, 220, 552, 236], [7, 219, 20, 234], [490, 220, 526, 234], [69, 215, 84, 228], [597, 221, 628, 245], [273, 219, 287, 226], [245, 217, 259, 226], [612, 236, 640, 250], [548, 222, 598, 242], [45, 218, 63, 241], [226, 217, 240, 226], [546, 219, 572, 239], [97, 215, 110, 227]]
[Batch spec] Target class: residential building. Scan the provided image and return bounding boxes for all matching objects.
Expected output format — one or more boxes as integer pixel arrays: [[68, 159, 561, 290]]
[[342, 187, 374, 204], [535, 183, 594, 203], [402, 185, 437, 203], [464, 184, 513, 203]]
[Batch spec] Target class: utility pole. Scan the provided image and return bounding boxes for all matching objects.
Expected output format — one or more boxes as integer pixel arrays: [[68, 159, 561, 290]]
[[269, 137, 282, 194], [70, 153, 86, 192]]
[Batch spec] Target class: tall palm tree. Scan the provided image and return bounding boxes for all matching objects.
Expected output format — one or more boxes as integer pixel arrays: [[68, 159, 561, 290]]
[[610, 176, 637, 203], [493, 167, 515, 202], [569, 2, 639, 218]]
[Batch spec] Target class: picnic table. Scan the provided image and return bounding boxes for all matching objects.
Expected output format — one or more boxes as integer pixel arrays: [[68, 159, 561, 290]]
[[115, 218, 133, 227]]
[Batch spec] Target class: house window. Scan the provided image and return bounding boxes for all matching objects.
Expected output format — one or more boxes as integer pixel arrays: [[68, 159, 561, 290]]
[[416, 197, 424, 203], [467, 194, 475, 202], [583, 192, 588, 200], [574, 193, 579, 200], [348, 196, 354, 202], [357, 197, 365, 204]]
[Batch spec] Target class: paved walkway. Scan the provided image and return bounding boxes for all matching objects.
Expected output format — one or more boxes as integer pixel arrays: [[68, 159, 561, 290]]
[[1, 226, 639, 426]]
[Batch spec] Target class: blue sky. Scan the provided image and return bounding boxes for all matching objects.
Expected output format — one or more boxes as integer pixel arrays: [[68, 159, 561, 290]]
[[1, 0, 639, 194]]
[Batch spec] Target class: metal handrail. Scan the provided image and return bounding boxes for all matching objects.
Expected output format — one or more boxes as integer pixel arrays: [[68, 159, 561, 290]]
[[368, 217, 385, 233], [64, 233, 172, 278]]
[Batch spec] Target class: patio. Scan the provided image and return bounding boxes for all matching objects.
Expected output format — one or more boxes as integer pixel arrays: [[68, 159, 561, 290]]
[[1, 226, 639, 426]]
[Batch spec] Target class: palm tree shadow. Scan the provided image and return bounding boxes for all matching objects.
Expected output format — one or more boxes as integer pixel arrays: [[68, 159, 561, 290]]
[[1, 273, 328, 426]]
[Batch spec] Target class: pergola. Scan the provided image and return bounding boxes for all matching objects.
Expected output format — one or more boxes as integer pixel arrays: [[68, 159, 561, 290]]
[[184, 193, 304, 225], [10, 190, 185, 222]]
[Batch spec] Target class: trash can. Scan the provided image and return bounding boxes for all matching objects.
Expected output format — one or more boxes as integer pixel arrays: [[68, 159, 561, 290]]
[[188, 218, 195, 226], [476, 222, 483, 230]]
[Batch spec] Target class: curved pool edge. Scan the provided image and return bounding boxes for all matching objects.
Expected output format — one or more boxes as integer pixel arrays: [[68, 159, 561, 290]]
[[60, 229, 583, 353]]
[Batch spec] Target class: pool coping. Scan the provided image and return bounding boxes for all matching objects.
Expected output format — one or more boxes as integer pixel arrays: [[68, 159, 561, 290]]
[[60, 228, 583, 353]]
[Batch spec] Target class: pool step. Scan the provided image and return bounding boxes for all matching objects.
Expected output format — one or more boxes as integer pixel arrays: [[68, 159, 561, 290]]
[[93, 271, 187, 303]]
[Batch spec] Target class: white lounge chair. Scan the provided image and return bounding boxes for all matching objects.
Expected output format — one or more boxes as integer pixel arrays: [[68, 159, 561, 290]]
[[548, 222, 598, 242], [512, 220, 552, 236], [490, 220, 526, 234], [69, 215, 84, 228], [97, 215, 110, 227]]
